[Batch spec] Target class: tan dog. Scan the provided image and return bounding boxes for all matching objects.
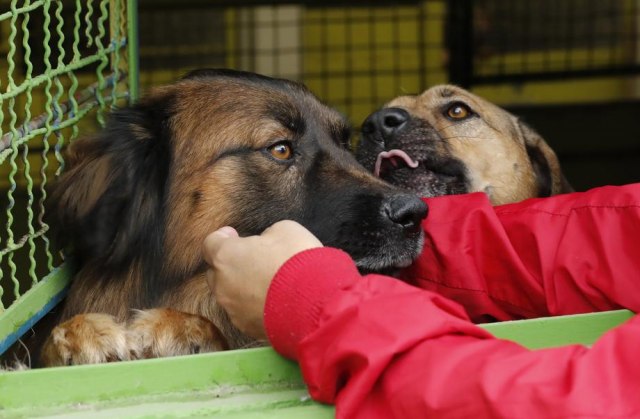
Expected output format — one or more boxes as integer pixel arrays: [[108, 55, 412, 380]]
[[37, 69, 427, 367], [355, 85, 573, 205]]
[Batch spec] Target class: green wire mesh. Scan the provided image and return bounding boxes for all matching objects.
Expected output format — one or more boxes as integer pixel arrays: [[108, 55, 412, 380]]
[[0, 0, 136, 312]]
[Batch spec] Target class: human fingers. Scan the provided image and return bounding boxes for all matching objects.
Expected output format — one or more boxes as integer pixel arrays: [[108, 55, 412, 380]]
[[261, 220, 323, 250], [202, 226, 239, 265]]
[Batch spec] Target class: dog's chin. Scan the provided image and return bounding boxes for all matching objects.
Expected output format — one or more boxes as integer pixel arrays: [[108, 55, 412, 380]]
[[353, 231, 424, 275], [379, 160, 468, 198]]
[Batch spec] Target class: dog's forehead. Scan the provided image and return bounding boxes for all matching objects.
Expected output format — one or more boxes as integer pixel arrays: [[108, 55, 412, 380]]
[[168, 75, 348, 162], [387, 85, 511, 121], [420, 85, 486, 109], [179, 76, 342, 125]]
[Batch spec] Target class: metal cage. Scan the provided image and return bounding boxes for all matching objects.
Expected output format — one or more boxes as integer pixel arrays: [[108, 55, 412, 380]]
[[0, 0, 138, 355]]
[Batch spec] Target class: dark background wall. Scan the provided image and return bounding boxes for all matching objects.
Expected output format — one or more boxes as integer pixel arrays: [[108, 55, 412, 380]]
[[135, 0, 640, 191], [511, 101, 640, 191]]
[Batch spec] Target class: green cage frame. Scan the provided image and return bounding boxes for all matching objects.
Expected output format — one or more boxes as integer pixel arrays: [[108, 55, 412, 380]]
[[0, 0, 139, 356], [0, 310, 633, 417]]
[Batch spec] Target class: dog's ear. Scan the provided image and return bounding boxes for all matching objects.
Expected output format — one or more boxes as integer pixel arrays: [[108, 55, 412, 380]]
[[48, 92, 175, 271], [515, 119, 573, 196]]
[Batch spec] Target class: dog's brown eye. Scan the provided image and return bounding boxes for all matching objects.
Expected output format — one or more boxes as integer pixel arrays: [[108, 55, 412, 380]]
[[268, 142, 293, 160], [446, 103, 471, 120]]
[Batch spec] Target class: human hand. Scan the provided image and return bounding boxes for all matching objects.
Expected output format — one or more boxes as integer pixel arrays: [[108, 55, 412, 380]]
[[202, 220, 323, 340]]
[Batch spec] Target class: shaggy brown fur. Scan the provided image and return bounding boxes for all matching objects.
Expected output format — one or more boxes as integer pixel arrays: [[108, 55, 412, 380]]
[[40, 69, 428, 366]]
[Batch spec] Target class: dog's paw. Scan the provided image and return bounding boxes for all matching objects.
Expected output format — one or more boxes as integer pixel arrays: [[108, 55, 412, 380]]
[[40, 313, 134, 367], [127, 308, 228, 359]]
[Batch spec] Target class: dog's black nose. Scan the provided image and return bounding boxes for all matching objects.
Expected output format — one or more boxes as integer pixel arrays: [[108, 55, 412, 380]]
[[383, 194, 428, 234], [362, 107, 410, 141]]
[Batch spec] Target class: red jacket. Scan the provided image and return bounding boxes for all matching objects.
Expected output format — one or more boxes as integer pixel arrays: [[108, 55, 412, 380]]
[[264, 184, 640, 418]]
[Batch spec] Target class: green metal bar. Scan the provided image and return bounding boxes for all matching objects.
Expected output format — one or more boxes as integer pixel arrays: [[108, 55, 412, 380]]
[[39, 0, 55, 202], [0, 263, 73, 356], [84, 0, 95, 48], [71, 0, 83, 61], [94, 0, 111, 126], [0, 224, 49, 259], [480, 309, 635, 349], [0, 310, 633, 417], [52, 0, 80, 179], [49, 4, 66, 283], [0, 42, 122, 101], [19, 0, 43, 287], [4, 0, 22, 302], [20, 143, 38, 286], [0, 347, 308, 410], [109, 0, 122, 110], [0, 0, 45, 21], [21, 0, 42, 284], [127, 0, 140, 103]]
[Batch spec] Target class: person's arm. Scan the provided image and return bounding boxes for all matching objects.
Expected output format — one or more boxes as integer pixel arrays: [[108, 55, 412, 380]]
[[405, 183, 640, 322], [204, 184, 640, 418], [266, 247, 640, 419]]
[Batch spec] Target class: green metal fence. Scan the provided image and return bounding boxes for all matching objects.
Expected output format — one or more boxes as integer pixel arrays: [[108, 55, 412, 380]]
[[0, 0, 139, 356]]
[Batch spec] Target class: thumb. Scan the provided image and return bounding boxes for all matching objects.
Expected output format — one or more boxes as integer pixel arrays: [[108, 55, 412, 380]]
[[202, 226, 239, 265]]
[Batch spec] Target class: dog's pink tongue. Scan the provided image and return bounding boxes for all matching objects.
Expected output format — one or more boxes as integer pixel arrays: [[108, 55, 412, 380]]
[[374, 149, 419, 177]]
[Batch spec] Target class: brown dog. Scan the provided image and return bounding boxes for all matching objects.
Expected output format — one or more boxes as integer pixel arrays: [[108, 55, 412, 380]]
[[355, 85, 573, 205], [39, 69, 427, 366]]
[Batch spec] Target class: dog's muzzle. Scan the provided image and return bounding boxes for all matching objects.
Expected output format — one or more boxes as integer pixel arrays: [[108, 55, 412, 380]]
[[381, 193, 427, 236]]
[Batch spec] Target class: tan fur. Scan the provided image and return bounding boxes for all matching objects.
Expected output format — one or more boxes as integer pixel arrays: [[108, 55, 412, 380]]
[[128, 308, 227, 359], [161, 277, 257, 350], [43, 73, 382, 366], [41, 309, 227, 366], [61, 263, 142, 322], [44, 79, 279, 364], [386, 85, 571, 205], [56, 144, 113, 219], [162, 84, 305, 278], [40, 314, 132, 366]]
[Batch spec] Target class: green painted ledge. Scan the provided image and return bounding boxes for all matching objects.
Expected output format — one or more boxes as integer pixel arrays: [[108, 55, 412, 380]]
[[481, 308, 634, 349], [0, 264, 73, 355], [0, 347, 331, 418], [0, 309, 633, 418]]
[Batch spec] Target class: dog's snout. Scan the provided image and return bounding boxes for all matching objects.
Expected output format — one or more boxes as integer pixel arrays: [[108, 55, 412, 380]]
[[362, 107, 410, 141], [383, 194, 428, 234], [380, 108, 409, 133]]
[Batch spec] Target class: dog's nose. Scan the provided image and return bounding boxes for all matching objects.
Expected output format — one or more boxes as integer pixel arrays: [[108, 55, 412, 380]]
[[383, 194, 428, 234], [362, 107, 410, 141]]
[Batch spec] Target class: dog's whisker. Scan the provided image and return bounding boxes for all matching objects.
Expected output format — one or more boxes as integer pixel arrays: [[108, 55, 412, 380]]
[[236, 339, 269, 350], [439, 135, 492, 142], [16, 338, 32, 369], [433, 119, 474, 135]]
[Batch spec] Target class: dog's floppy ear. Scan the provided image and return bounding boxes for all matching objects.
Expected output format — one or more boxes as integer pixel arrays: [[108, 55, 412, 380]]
[[515, 119, 573, 196], [48, 92, 175, 272]]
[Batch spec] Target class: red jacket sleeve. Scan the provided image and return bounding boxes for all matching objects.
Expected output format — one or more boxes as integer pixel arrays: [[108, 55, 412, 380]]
[[265, 248, 640, 418], [403, 183, 640, 321], [264, 184, 640, 418]]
